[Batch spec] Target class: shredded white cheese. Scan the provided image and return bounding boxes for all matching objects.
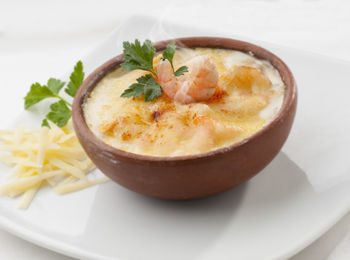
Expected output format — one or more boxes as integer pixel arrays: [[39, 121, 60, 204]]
[[0, 121, 109, 209]]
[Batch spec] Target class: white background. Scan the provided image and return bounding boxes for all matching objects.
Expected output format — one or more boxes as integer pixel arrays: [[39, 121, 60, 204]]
[[1, 0, 350, 259]]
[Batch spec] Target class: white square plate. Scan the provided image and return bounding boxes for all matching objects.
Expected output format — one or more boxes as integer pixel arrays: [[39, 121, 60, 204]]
[[0, 15, 350, 260]]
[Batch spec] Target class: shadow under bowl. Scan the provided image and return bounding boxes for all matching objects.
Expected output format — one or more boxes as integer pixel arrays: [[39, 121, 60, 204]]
[[72, 37, 297, 199]]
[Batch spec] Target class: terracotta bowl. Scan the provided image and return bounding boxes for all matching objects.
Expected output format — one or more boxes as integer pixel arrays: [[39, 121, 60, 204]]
[[72, 37, 297, 199]]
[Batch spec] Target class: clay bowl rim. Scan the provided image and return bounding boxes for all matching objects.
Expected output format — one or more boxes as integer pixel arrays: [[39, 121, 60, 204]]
[[73, 36, 297, 164]]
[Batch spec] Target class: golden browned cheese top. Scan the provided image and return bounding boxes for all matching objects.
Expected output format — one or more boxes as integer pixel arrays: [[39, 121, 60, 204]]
[[84, 48, 285, 156]]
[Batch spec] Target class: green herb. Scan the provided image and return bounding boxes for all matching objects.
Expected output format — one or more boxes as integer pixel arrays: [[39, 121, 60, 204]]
[[120, 39, 188, 102], [24, 61, 84, 128], [162, 41, 188, 76], [45, 100, 72, 127], [174, 66, 188, 77], [47, 78, 65, 95], [162, 41, 176, 71], [121, 74, 161, 101], [121, 40, 157, 76], [24, 83, 57, 109], [65, 61, 84, 98]]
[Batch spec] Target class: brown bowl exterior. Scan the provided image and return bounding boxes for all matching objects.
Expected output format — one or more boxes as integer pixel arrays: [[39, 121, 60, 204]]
[[72, 37, 297, 199]]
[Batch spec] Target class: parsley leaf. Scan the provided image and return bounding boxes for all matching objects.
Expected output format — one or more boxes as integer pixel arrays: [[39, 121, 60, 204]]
[[174, 66, 189, 76], [120, 84, 144, 98], [45, 100, 72, 128], [121, 74, 162, 102], [47, 78, 65, 95], [142, 75, 162, 101], [121, 39, 156, 76], [65, 61, 84, 98], [162, 41, 176, 70], [162, 41, 188, 77], [24, 83, 56, 109], [24, 60, 85, 128], [41, 119, 49, 127]]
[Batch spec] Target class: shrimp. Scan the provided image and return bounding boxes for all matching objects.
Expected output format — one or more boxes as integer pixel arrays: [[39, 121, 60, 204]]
[[157, 55, 219, 104]]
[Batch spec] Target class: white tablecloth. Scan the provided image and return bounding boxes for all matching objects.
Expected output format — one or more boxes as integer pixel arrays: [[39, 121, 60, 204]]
[[1, 0, 350, 259]]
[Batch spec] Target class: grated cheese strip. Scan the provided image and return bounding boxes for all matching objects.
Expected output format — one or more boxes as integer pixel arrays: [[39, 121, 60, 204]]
[[18, 182, 41, 209], [45, 164, 59, 187], [85, 161, 96, 172], [9, 164, 22, 179], [46, 148, 87, 159], [59, 176, 77, 186], [0, 155, 41, 168], [63, 157, 94, 171], [9, 191, 22, 198], [14, 125, 24, 146], [0, 121, 106, 209], [0, 144, 35, 152], [46, 177, 57, 187], [0, 144, 85, 155], [57, 132, 76, 144], [18, 168, 36, 178], [0, 170, 65, 195], [54, 177, 109, 194], [48, 121, 66, 142], [0, 129, 38, 135], [37, 127, 49, 172], [49, 157, 87, 180]]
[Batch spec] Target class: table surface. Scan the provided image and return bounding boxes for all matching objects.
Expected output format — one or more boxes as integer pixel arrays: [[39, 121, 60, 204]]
[[1, 0, 350, 259]]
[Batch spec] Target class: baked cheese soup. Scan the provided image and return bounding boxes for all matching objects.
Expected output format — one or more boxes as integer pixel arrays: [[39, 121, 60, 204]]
[[84, 48, 285, 156]]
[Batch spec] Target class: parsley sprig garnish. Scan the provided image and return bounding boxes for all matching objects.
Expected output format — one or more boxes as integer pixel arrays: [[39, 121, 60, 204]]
[[120, 40, 188, 101], [121, 40, 157, 76], [120, 74, 161, 102], [161, 41, 189, 77], [24, 61, 85, 128]]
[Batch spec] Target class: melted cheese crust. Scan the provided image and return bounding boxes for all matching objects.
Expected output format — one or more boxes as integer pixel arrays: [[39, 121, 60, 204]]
[[84, 48, 285, 156]]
